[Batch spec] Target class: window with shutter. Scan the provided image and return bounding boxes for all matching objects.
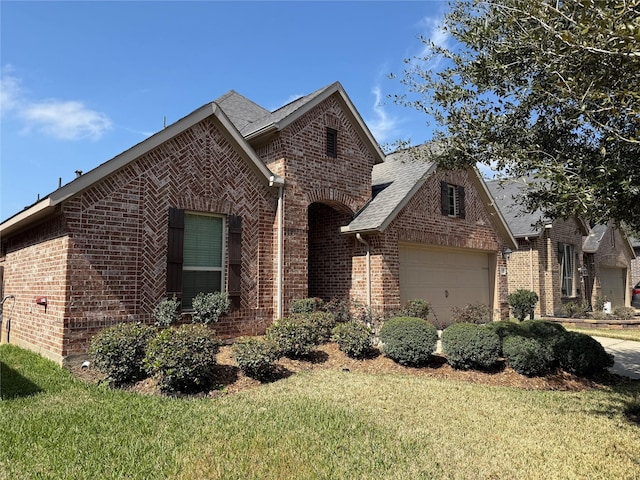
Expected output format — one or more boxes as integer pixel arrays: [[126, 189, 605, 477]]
[[441, 182, 465, 218]]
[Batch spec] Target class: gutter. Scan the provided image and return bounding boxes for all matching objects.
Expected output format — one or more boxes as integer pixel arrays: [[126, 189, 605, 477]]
[[355, 233, 371, 308], [270, 176, 285, 319]]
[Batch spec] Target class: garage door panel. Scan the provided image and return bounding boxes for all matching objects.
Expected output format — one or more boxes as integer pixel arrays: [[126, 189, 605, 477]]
[[600, 268, 626, 308], [400, 245, 492, 326]]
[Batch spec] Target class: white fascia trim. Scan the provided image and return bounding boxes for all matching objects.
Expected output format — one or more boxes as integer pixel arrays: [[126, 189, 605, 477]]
[[0, 198, 55, 236]]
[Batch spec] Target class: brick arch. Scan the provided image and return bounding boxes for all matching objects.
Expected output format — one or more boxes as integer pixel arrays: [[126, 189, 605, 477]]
[[305, 188, 360, 215]]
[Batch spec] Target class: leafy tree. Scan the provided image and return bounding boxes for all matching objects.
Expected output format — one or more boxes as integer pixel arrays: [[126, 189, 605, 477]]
[[394, 0, 640, 233]]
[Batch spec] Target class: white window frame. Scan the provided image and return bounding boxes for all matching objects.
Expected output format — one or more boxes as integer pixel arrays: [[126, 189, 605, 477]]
[[447, 184, 458, 217], [559, 243, 575, 297]]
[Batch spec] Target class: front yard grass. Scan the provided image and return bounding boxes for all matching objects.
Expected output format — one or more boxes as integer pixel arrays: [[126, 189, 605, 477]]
[[566, 327, 640, 343], [2, 343, 640, 479]]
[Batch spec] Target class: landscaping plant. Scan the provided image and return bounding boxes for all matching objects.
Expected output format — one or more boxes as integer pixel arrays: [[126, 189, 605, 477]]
[[401, 299, 431, 320], [450, 303, 493, 324], [332, 321, 373, 359], [441, 323, 501, 371], [232, 337, 279, 381], [151, 296, 181, 327], [502, 335, 554, 377], [191, 291, 231, 325], [379, 316, 437, 366], [507, 289, 539, 322], [88, 322, 156, 386], [144, 324, 220, 393], [556, 331, 614, 376], [265, 316, 321, 358], [289, 297, 323, 314]]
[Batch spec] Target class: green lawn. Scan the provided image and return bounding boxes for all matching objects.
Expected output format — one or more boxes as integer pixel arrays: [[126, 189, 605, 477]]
[[2, 344, 639, 480], [566, 326, 640, 343]]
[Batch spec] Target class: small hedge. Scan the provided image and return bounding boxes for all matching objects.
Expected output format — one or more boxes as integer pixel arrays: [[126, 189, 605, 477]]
[[332, 321, 372, 359], [232, 337, 278, 381], [503, 335, 554, 376], [401, 299, 431, 319], [191, 291, 230, 325], [379, 316, 437, 366], [89, 322, 156, 386], [144, 324, 220, 393], [299, 311, 336, 344], [290, 297, 323, 314], [265, 316, 320, 358], [556, 331, 614, 376], [450, 303, 493, 325], [507, 289, 539, 321], [441, 323, 501, 371]]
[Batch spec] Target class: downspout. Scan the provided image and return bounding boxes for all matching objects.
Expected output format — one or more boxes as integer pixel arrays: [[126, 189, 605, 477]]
[[356, 234, 371, 308], [525, 236, 534, 291], [271, 177, 284, 319]]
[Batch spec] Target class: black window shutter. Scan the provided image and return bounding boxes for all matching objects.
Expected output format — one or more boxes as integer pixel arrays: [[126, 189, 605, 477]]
[[228, 215, 242, 310], [458, 186, 466, 219], [440, 181, 449, 216], [167, 208, 184, 298]]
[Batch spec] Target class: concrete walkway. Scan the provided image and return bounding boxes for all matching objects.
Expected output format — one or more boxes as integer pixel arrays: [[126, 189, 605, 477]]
[[592, 336, 640, 380]]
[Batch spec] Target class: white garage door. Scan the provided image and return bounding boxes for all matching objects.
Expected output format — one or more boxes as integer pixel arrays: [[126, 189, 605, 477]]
[[600, 268, 627, 308], [399, 244, 492, 326]]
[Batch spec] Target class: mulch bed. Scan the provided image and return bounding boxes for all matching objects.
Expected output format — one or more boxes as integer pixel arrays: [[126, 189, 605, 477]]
[[68, 342, 632, 399]]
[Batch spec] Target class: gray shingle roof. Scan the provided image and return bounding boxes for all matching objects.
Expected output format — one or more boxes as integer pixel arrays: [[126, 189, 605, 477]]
[[343, 149, 437, 233], [485, 178, 549, 237]]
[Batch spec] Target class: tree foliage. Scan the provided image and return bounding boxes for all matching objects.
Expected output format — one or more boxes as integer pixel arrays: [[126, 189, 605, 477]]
[[395, 0, 640, 232]]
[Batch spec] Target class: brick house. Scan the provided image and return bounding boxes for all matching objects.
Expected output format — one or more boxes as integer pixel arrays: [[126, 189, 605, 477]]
[[582, 224, 636, 309], [487, 178, 635, 316], [0, 82, 515, 364]]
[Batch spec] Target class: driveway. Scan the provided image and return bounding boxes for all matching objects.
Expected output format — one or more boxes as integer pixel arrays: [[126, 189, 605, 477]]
[[592, 336, 640, 380]]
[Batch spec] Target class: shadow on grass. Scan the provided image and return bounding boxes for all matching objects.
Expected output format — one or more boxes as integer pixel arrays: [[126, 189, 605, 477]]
[[0, 361, 43, 399]]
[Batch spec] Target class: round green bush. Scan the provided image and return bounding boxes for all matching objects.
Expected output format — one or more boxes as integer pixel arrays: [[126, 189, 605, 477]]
[[332, 321, 372, 359], [289, 297, 323, 314], [265, 316, 321, 358], [232, 337, 278, 381], [507, 289, 539, 321], [296, 311, 336, 344], [402, 299, 431, 319], [556, 331, 614, 376], [144, 324, 220, 393], [503, 335, 554, 376], [379, 316, 437, 366], [441, 323, 501, 371], [89, 322, 156, 386]]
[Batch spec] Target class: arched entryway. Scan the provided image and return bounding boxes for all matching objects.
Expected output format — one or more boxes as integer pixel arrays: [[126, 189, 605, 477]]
[[307, 202, 354, 302]]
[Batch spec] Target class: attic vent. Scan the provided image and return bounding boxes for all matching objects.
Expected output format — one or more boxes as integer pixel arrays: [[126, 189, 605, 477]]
[[326, 128, 338, 158]]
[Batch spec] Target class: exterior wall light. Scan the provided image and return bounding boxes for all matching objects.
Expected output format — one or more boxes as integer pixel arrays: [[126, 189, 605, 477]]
[[502, 248, 513, 261]]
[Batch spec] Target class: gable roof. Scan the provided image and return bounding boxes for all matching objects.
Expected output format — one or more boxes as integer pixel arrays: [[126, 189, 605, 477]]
[[1, 102, 284, 237], [341, 148, 437, 234], [224, 82, 385, 164], [485, 178, 551, 237], [342, 146, 517, 249], [583, 224, 637, 259]]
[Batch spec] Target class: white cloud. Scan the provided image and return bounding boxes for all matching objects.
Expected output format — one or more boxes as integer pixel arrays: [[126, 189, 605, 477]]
[[414, 15, 452, 70], [1, 66, 112, 140], [21, 100, 112, 140], [366, 86, 400, 144]]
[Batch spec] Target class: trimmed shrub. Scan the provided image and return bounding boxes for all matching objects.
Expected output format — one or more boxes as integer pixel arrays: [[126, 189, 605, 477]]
[[232, 337, 278, 381], [614, 306, 636, 320], [290, 297, 323, 314], [450, 303, 493, 325], [561, 301, 589, 318], [519, 320, 567, 362], [594, 295, 609, 312], [379, 316, 437, 366], [402, 299, 431, 319], [265, 316, 320, 358], [507, 289, 539, 321], [503, 335, 554, 376], [323, 297, 353, 323], [484, 320, 525, 341], [89, 322, 155, 386], [332, 321, 372, 359], [144, 324, 220, 393], [296, 311, 336, 344], [152, 296, 181, 327], [556, 331, 614, 376], [441, 323, 501, 370], [191, 291, 230, 325]]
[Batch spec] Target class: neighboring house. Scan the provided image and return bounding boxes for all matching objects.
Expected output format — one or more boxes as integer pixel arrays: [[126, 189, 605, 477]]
[[0, 82, 515, 365], [631, 238, 640, 287], [583, 225, 636, 309], [487, 178, 635, 316], [487, 178, 590, 317]]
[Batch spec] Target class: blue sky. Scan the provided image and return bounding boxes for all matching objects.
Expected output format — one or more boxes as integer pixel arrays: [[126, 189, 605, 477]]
[[1, 1, 451, 220]]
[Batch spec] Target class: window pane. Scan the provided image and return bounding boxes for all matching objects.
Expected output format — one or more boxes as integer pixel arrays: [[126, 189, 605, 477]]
[[448, 185, 457, 216], [182, 270, 222, 309], [184, 214, 222, 267]]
